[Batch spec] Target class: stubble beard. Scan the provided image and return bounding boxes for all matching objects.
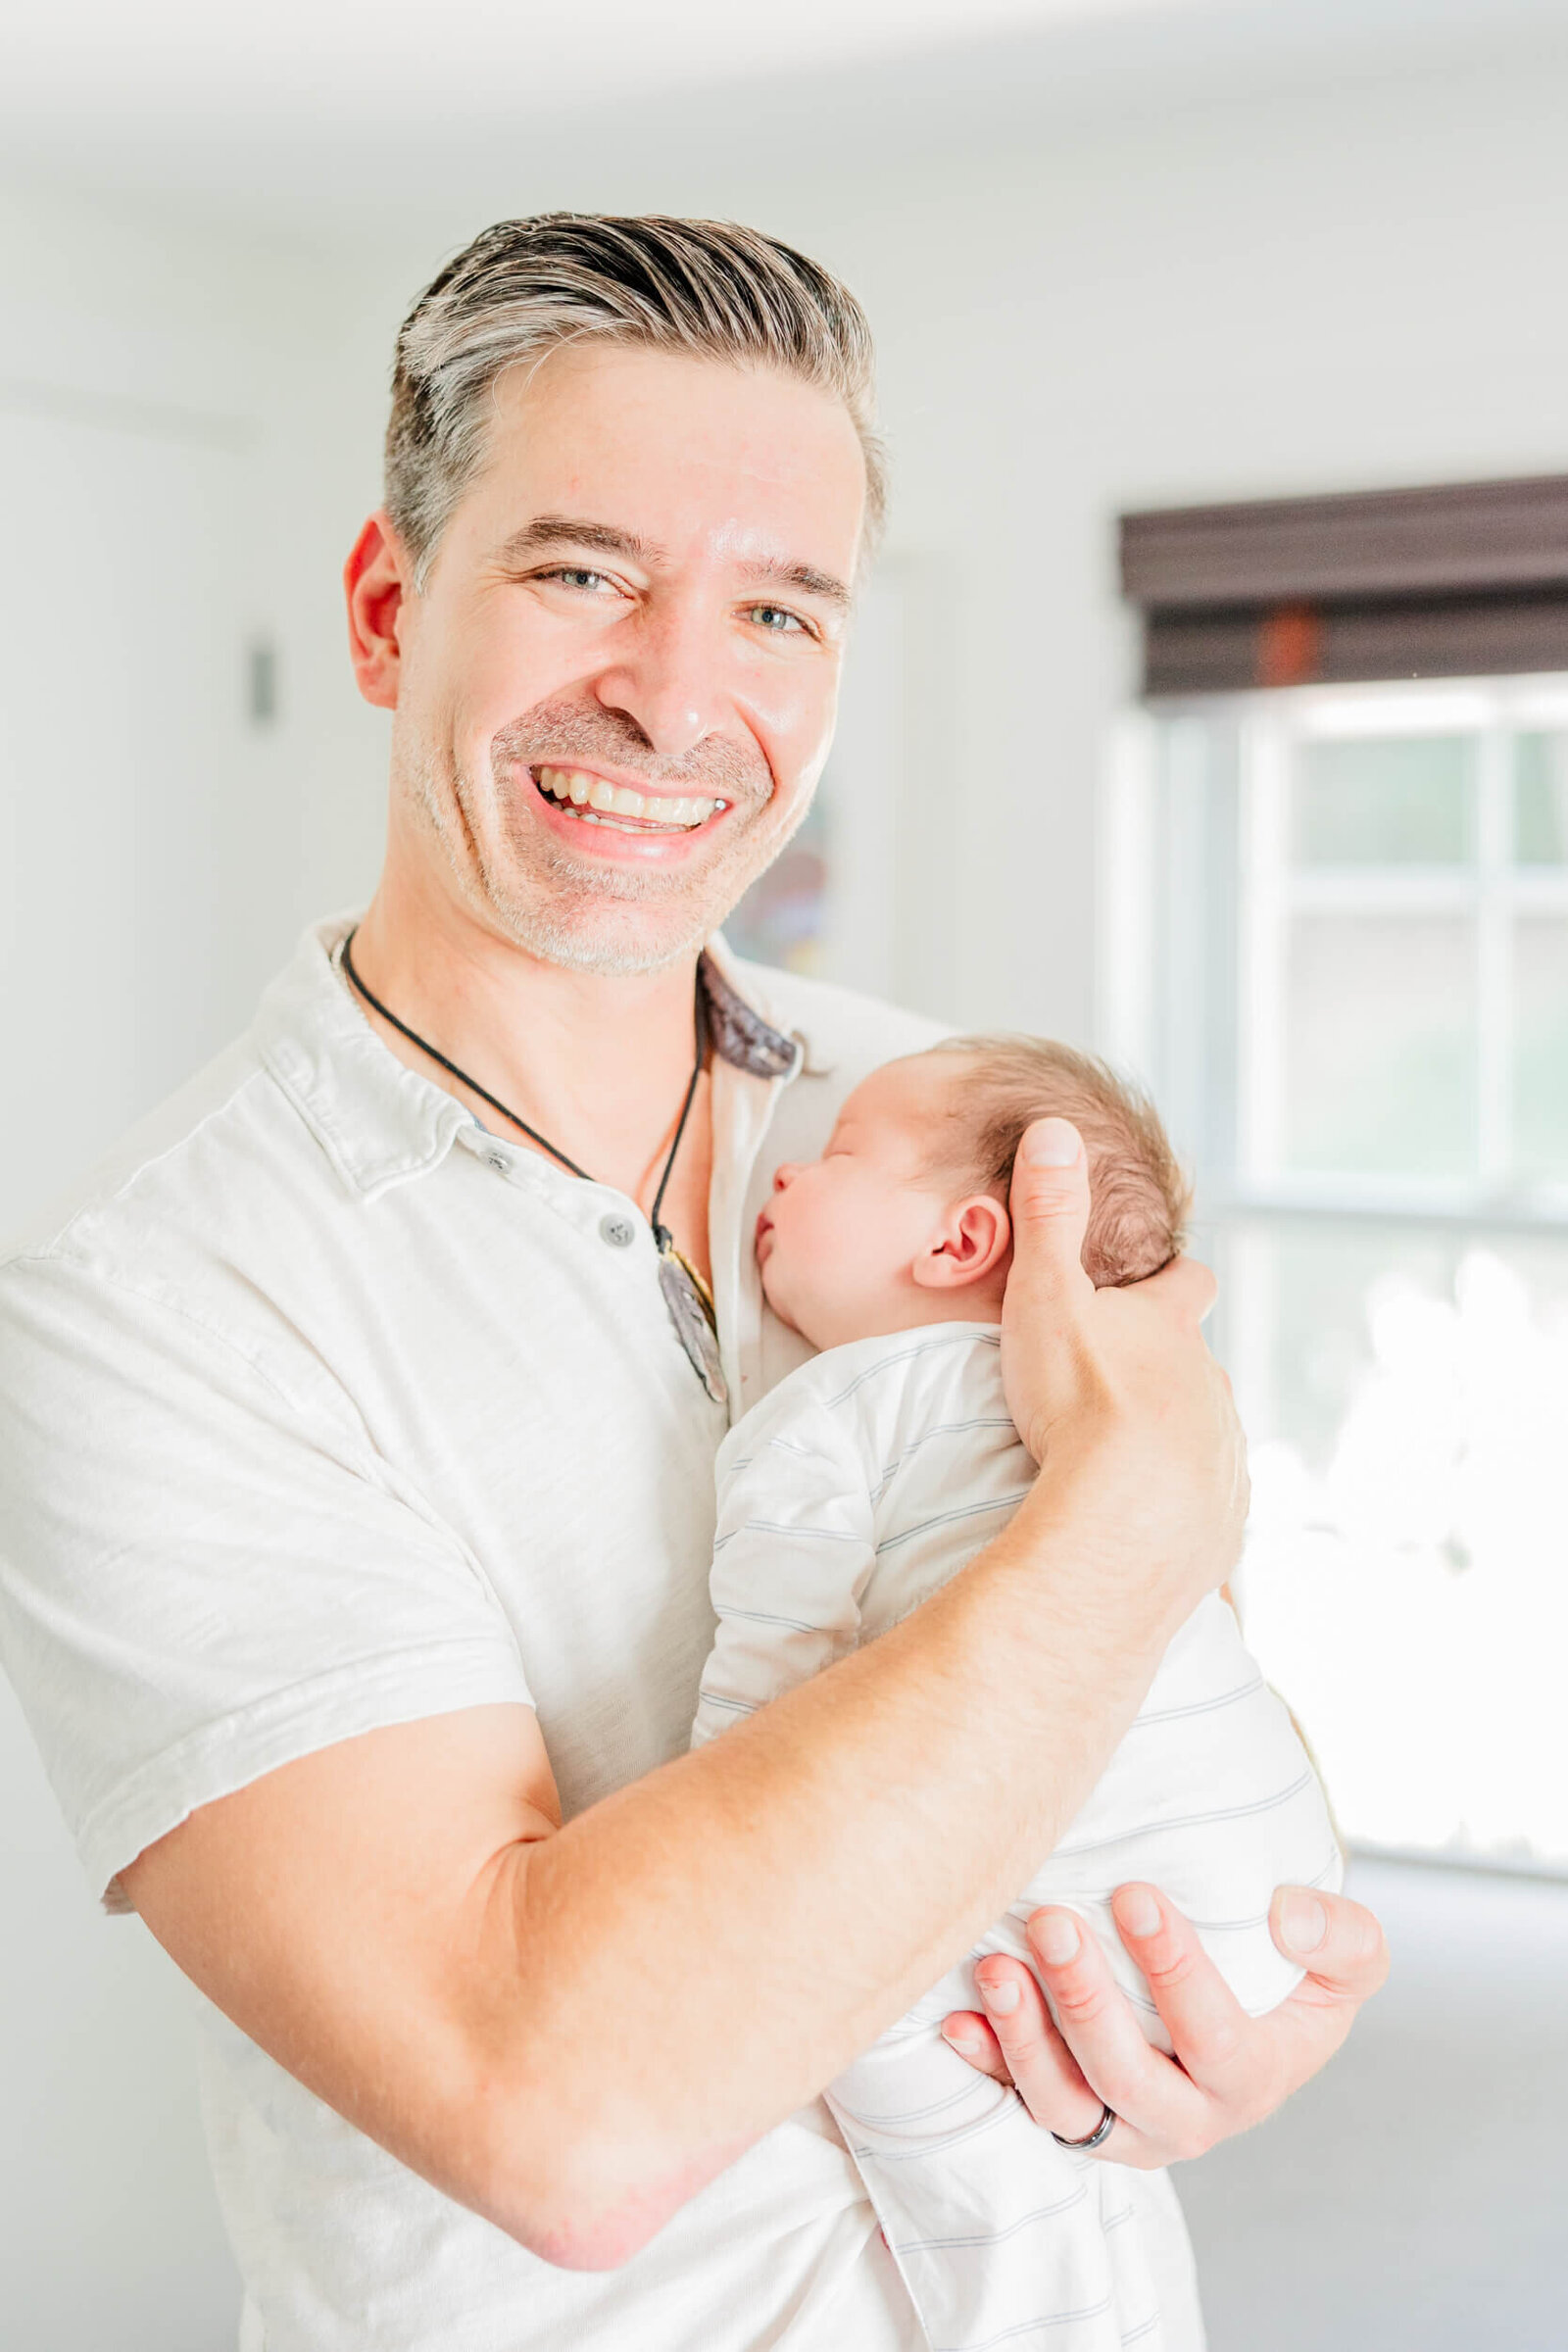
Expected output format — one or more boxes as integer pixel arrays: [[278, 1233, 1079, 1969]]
[[404, 703, 815, 977]]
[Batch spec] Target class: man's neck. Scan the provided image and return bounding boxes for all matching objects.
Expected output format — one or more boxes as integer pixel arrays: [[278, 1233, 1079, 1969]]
[[347, 867, 709, 1210]]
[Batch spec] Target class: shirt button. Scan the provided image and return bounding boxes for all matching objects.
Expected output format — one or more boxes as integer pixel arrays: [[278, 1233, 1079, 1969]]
[[483, 1152, 510, 1175], [599, 1212, 637, 1249]]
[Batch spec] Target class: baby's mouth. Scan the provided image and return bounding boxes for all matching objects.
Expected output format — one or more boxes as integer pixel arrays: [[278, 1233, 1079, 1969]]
[[533, 764, 729, 835]]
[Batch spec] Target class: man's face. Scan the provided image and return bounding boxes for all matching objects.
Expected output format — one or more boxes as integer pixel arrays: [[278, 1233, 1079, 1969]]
[[381, 343, 867, 973]]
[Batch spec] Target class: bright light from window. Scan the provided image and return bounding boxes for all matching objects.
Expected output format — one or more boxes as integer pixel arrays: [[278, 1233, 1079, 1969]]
[[1116, 676, 1568, 1871]]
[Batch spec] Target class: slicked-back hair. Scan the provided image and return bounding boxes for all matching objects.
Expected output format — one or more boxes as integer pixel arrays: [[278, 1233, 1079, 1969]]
[[384, 213, 884, 587], [930, 1036, 1193, 1289]]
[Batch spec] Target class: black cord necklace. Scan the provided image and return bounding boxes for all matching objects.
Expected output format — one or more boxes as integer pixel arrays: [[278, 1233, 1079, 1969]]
[[340, 927, 726, 1404]]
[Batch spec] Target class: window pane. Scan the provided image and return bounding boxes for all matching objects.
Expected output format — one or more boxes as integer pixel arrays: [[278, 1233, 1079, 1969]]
[[1292, 734, 1474, 866], [1515, 731, 1568, 865], [1282, 915, 1477, 1176], [1515, 916, 1568, 1180], [1230, 1224, 1568, 1868]]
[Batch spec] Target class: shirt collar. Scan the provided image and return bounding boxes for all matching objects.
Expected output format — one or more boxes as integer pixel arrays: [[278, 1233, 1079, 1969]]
[[697, 942, 800, 1079], [254, 914, 808, 1201]]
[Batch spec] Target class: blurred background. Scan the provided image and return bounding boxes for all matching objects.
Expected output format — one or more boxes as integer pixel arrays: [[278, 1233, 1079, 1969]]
[[2, 0, 1566, 2342]]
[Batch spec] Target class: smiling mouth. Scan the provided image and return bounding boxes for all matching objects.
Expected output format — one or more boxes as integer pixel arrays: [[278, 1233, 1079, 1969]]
[[533, 764, 730, 835]]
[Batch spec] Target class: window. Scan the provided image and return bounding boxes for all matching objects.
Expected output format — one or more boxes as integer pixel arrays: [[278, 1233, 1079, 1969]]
[[1106, 677, 1568, 1872]]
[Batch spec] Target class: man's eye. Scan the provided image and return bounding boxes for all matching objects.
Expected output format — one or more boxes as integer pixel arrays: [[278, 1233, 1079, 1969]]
[[545, 567, 612, 593], [746, 604, 808, 634]]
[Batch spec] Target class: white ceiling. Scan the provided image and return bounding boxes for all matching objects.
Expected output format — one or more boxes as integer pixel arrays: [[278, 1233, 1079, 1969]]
[[4, 0, 1568, 244], [2, 0, 1148, 119]]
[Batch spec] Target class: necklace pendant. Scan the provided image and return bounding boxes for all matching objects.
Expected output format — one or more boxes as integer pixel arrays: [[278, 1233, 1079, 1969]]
[[658, 1248, 727, 1406], [664, 1243, 716, 1327]]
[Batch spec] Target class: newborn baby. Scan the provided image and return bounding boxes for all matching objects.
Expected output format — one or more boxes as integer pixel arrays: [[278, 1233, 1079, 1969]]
[[691, 1037, 1341, 2352]]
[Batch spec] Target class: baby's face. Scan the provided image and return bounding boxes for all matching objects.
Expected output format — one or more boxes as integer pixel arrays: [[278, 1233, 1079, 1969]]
[[758, 1055, 981, 1350]]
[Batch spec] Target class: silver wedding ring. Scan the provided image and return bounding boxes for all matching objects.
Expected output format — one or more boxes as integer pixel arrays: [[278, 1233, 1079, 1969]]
[[1051, 2101, 1117, 2152]]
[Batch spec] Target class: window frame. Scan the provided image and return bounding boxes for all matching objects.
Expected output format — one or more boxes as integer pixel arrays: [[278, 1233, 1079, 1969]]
[[1099, 677, 1568, 1873], [1100, 673, 1568, 1239], [1233, 677, 1568, 1223]]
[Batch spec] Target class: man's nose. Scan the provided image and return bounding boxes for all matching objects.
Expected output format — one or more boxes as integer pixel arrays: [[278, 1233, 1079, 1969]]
[[591, 597, 728, 761]]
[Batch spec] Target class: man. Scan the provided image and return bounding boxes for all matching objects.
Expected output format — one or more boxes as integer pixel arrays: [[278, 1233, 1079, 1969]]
[[0, 216, 1384, 2350]]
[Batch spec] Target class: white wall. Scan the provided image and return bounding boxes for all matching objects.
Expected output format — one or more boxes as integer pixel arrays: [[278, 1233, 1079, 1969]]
[[0, 180, 386, 2345], [5, 33, 1568, 2344], [809, 48, 1568, 1040]]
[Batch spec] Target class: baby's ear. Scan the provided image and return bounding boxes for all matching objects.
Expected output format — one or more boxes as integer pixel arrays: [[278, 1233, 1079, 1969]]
[[912, 1193, 1013, 1292]]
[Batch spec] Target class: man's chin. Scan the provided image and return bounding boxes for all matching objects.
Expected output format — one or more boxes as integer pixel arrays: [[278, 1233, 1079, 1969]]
[[484, 829, 796, 976], [517, 923, 707, 980], [489, 889, 720, 979]]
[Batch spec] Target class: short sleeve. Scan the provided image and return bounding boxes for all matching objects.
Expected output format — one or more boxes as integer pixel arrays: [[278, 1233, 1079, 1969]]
[[0, 1251, 532, 1908]]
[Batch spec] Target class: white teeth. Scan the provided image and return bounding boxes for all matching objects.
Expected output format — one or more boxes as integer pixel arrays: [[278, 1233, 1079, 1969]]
[[535, 765, 725, 831]]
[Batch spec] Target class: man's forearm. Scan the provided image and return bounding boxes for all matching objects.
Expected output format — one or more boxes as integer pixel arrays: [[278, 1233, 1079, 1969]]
[[479, 1468, 1182, 2254]]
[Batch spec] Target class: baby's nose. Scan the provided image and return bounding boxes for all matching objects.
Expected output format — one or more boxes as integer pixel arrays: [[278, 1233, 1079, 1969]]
[[772, 1162, 800, 1192]]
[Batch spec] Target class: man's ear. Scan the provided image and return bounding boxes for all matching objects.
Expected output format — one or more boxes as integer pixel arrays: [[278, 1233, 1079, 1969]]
[[911, 1193, 1013, 1292], [344, 511, 416, 710]]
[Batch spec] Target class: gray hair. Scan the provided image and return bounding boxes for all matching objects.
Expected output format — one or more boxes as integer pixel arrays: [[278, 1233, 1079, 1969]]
[[385, 213, 885, 588]]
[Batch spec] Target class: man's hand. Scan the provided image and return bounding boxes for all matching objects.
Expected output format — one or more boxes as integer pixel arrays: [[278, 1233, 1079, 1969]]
[[1001, 1118, 1250, 1646], [940, 1883, 1389, 2166]]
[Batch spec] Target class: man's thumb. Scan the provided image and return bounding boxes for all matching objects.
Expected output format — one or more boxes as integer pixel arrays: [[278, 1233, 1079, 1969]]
[[1008, 1118, 1093, 1295]]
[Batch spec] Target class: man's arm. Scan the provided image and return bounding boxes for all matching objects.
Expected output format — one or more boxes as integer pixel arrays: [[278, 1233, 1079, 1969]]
[[122, 1120, 1260, 2271]]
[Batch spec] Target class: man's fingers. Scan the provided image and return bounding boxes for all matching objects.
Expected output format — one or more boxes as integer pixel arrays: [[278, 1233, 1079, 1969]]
[[939, 2010, 1009, 2082], [943, 1976, 1168, 2168], [1004, 1121, 1096, 1313], [1107, 1885, 1260, 2110], [1238, 1904, 1388, 2105], [1270, 1886, 1390, 2001], [1002, 1121, 1098, 1461], [948, 1891, 1392, 2172], [1023, 1907, 1213, 2159], [968, 1954, 1104, 2142]]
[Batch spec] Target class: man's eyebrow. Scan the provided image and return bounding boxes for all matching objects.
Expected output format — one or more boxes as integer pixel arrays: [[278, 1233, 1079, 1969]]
[[495, 516, 851, 609], [740, 556, 852, 610], [495, 515, 663, 568]]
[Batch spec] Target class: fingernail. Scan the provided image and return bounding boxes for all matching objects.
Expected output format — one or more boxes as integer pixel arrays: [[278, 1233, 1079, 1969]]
[[1020, 1117, 1081, 1169], [1278, 1891, 1327, 1957], [978, 1977, 1020, 2016], [1033, 1913, 1081, 1968], [1114, 1886, 1161, 1939], [941, 2024, 982, 2055]]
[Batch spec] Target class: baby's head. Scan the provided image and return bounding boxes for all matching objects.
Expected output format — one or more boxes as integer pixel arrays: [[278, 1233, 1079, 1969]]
[[757, 1036, 1191, 1352]]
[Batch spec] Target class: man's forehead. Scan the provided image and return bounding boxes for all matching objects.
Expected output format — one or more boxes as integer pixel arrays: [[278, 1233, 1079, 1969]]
[[472, 343, 865, 574]]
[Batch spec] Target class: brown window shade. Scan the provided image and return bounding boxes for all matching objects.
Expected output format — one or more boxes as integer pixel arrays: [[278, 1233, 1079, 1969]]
[[1120, 476, 1568, 696]]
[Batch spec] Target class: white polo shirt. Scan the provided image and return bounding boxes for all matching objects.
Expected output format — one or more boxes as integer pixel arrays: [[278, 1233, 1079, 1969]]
[[0, 913, 942, 2352]]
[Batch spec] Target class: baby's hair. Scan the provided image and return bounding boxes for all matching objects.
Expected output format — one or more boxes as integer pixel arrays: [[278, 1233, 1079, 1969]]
[[926, 1036, 1192, 1288]]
